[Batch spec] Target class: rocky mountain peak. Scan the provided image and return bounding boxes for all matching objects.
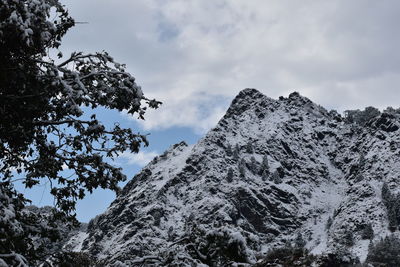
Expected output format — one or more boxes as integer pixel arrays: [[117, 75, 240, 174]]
[[68, 89, 400, 266]]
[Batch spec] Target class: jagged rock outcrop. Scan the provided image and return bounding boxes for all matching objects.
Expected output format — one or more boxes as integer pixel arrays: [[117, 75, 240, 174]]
[[69, 89, 400, 266]]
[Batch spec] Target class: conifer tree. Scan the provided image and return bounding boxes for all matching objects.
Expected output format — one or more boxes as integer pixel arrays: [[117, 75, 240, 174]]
[[382, 182, 392, 206], [342, 229, 355, 246], [227, 168, 234, 183], [246, 142, 254, 154], [258, 155, 270, 176], [249, 156, 258, 174], [239, 159, 246, 178], [226, 144, 233, 157], [388, 206, 397, 232], [358, 153, 366, 167], [294, 233, 306, 248], [272, 169, 282, 184], [361, 223, 374, 240], [325, 217, 333, 230], [262, 171, 269, 182], [233, 144, 240, 161]]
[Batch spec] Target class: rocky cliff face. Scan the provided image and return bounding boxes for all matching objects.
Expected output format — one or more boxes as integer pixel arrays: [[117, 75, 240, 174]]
[[69, 89, 400, 266]]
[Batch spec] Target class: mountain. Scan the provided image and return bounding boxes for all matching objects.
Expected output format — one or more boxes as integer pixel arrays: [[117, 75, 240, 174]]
[[68, 89, 400, 266]]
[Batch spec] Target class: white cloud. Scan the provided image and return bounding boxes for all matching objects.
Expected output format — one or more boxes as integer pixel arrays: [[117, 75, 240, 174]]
[[119, 151, 159, 167], [62, 0, 400, 132]]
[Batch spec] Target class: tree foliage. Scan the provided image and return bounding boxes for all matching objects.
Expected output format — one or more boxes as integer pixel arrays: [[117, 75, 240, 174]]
[[0, 0, 160, 218], [361, 223, 374, 240], [344, 106, 380, 125], [0, 0, 160, 264], [381, 183, 400, 231], [366, 235, 400, 267]]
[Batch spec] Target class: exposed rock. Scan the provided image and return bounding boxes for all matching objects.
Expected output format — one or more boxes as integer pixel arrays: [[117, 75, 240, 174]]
[[68, 89, 400, 266]]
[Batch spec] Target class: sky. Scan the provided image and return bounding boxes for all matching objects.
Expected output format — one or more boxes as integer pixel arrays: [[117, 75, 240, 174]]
[[17, 0, 400, 222]]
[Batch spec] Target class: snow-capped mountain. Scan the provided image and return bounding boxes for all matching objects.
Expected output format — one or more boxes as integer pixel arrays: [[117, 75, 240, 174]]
[[69, 89, 400, 266]]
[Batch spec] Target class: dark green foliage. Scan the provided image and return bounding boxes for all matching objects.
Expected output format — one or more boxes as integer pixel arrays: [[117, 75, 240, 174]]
[[0, 0, 160, 222], [366, 235, 400, 267], [254, 246, 315, 267], [261, 171, 269, 182], [358, 153, 366, 168], [184, 225, 252, 266], [325, 217, 333, 230], [361, 223, 374, 240], [380, 183, 400, 231], [384, 106, 400, 115], [342, 229, 355, 247], [0, 0, 159, 264], [381, 182, 392, 205], [0, 184, 69, 266], [233, 144, 240, 161], [51, 251, 95, 267], [272, 169, 281, 184], [344, 106, 381, 126], [226, 144, 232, 157], [388, 206, 397, 232], [226, 168, 233, 183], [294, 233, 306, 248], [258, 155, 270, 178], [238, 159, 246, 178], [246, 142, 253, 154], [249, 156, 258, 174], [316, 251, 360, 267]]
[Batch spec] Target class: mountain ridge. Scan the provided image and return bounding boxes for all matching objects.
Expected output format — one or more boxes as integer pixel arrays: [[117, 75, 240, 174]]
[[68, 89, 400, 266]]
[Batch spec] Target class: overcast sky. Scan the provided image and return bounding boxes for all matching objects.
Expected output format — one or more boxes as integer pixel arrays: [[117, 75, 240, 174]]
[[24, 0, 400, 221], [61, 0, 400, 133]]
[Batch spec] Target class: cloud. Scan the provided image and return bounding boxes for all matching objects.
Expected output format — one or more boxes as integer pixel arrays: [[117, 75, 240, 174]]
[[61, 0, 400, 132], [118, 151, 159, 167]]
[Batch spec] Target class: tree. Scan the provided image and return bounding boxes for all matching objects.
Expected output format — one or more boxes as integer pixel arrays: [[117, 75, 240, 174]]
[[382, 182, 392, 206], [361, 223, 374, 240], [358, 153, 366, 168], [249, 156, 258, 174], [226, 144, 233, 157], [0, 0, 160, 264], [366, 235, 400, 267], [344, 106, 380, 126], [238, 159, 246, 178], [325, 216, 333, 230], [388, 206, 397, 232], [258, 154, 270, 178], [294, 233, 306, 248], [342, 229, 354, 247], [272, 169, 281, 184], [1, 0, 160, 218], [226, 168, 233, 183], [245, 142, 253, 154], [233, 144, 240, 161]]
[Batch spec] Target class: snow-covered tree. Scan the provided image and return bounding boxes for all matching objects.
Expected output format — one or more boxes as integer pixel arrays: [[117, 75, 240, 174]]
[[249, 156, 258, 174], [226, 144, 233, 157], [272, 169, 282, 184], [226, 168, 233, 183], [258, 155, 270, 177], [294, 233, 306, 248], [245, 142, 253, 154], [233, 144, 240, 161], [361, 223, 374, 240], [0, 0, 160, 264], [366, 235, 400, 266], [0, 0, 160, 218], [344, 106, 380, 126], [325, 217, 333, 230], [382, 182, 392, 205], [238, 159, 246, 178]]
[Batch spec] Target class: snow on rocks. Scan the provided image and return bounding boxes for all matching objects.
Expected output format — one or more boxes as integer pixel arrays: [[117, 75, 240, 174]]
[[68, 89, 400, 266]]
